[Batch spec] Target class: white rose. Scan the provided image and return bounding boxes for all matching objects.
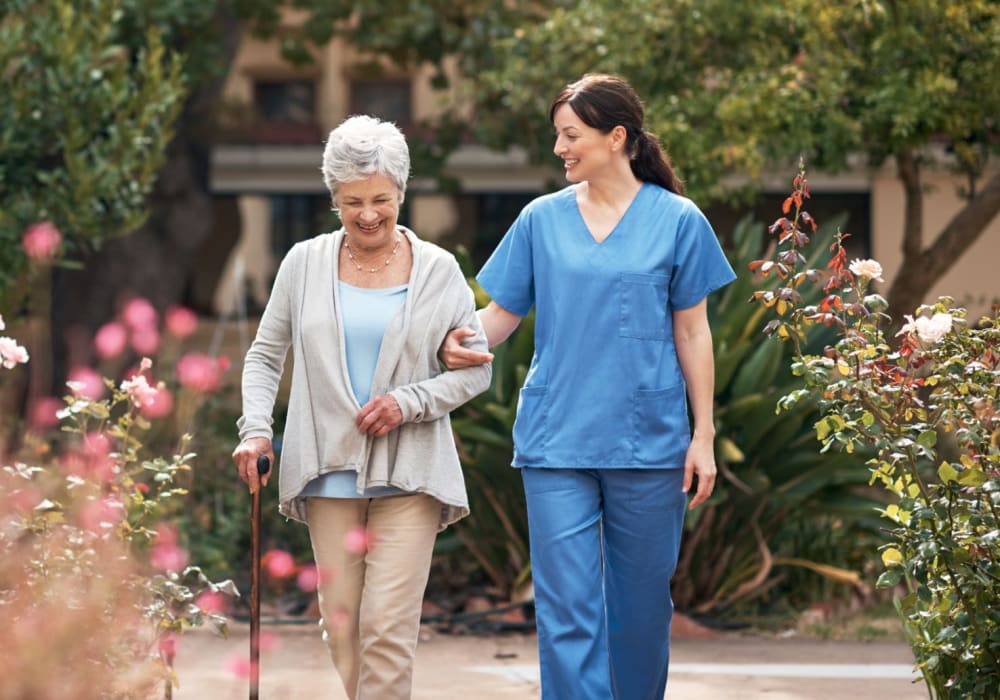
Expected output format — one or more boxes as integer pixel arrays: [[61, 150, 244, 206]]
[[848, 258, 885, 283], [914, 313, 953, 344]]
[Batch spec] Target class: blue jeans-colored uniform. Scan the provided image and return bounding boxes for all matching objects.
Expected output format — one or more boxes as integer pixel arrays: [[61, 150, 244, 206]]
[[522, 467, 687, 700], [477, 183, 735, 699]]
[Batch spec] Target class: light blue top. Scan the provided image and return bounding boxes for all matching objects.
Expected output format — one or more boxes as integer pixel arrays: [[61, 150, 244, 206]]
[[300, 281, 409, 498], [476, 183, 736, 470]]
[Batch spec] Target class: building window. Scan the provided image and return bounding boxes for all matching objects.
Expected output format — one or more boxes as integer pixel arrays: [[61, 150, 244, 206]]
[[704, 192, 872, 260], [255, 80, 316, 124], [350, 79, 412, 129], [269, 194, 410, 261], [270, 194, 338, 260]]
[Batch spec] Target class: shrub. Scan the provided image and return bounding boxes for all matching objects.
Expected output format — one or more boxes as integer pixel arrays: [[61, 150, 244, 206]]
[[752, 166, 1000, 697], [1, 309, 236, 697]]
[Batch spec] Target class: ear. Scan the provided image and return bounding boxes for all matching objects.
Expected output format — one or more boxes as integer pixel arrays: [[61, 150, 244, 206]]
[[609, 124, 628, 152]]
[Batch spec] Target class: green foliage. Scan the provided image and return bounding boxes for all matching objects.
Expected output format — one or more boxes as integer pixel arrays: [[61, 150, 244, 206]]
[[462, 0, 1000, 203], [446, 246, 533, 600], [0, 0, 186, 304], [753, 167, 1000, 696], [674, 216, 881, 616]]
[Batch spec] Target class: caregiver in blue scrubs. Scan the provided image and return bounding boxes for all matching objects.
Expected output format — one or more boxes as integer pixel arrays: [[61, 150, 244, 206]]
[[441, 73, 735, 699]]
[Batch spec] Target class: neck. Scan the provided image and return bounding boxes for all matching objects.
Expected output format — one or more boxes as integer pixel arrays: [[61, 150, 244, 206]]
[[580, 168, 643, 209]]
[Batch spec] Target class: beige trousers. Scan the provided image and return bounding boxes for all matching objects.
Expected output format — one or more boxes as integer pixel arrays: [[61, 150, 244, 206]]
[[305, 494, 440, 700]]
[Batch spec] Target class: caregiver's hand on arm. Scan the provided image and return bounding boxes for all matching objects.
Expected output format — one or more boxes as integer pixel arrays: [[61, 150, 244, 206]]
[[232, 437, 274, 494], [439, 301, 522, 369]]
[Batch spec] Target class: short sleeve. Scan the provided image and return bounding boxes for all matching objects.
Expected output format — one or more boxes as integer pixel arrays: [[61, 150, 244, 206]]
[[669, 205, 736, 310], [475, 209, 535, 316]]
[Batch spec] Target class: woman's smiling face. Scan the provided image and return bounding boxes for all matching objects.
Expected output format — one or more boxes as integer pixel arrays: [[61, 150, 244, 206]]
[[334, 174, 402, 249], [551, 103, 617, 183]]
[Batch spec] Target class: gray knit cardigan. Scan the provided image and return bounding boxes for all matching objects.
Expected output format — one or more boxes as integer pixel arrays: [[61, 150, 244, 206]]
[[237, 227, 492, 529]]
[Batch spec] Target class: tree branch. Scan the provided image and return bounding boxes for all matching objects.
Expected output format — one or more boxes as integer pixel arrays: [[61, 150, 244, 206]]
[[896, 150, 924, 260], [921, 170, 1000, 282]]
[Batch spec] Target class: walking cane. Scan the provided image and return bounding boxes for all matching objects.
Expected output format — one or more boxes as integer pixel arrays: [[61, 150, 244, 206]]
[[250, 454, 271, 700]]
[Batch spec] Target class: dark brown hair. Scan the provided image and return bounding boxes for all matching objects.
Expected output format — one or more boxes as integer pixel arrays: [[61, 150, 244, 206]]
[[549, 73, 684, 195]]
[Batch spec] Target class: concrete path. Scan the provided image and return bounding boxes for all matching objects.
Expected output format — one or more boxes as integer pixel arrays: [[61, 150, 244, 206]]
[[171, 622, 927, 699]]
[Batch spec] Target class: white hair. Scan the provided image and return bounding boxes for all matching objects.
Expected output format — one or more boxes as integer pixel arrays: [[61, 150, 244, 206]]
[[320, 115, 410, 201]]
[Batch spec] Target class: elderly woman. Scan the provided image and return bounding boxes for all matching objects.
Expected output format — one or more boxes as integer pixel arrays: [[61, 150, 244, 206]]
[[232, 115, 491, 699]]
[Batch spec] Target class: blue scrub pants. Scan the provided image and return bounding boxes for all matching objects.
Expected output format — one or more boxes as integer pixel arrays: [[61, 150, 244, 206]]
[[521, 467, 687, 700]]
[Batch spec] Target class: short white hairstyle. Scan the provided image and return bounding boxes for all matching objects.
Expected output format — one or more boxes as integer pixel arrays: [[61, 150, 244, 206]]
[[321, 115, 410, 201]]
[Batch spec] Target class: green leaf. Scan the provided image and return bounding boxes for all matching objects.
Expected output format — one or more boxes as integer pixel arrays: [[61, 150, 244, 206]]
[[938, 462, 959, 483], [957, 468, 988, 487], [916, 430, 938, 448], [876, 569, 902, 588]]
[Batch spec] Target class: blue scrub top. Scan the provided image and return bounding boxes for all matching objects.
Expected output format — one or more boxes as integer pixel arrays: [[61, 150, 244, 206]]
[[477, 183, 736, 470]]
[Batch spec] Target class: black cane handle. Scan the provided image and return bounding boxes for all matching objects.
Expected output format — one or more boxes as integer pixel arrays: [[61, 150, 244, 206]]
[[257, 454, 271, 476]]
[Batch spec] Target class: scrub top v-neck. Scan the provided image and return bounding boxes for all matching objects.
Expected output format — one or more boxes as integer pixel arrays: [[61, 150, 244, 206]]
[[476, 183, 736, 470]]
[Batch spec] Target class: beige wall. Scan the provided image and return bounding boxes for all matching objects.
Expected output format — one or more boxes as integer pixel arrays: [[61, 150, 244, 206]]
[[872, 165, 1000, 317]]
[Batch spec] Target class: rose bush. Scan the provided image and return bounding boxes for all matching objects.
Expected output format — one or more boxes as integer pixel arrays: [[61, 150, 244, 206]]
[[1, 310, 238, 697], [752, 167, 1000, 697]]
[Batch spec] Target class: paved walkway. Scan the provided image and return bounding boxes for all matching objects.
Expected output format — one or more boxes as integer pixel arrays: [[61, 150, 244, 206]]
[[172, 622, 927, 699]]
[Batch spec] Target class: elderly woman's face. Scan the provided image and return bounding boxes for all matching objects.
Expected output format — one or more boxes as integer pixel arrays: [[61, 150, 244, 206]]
[[334, 174, 402, 248]]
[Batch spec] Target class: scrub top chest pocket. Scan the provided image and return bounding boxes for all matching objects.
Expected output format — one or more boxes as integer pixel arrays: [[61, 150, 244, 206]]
[[618, 272, 670, 340]]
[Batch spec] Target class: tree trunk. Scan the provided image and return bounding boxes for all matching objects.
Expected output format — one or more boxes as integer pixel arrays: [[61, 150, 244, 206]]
[[50, 9, 244, 386], [887, 166, 1000, 318]]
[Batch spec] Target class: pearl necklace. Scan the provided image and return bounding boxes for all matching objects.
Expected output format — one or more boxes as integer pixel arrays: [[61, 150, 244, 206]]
[[344, 232, 402, 273]]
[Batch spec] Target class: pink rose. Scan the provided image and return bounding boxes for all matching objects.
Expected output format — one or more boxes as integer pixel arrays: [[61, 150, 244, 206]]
[[121, 297, 158, 330], [297, 563, 320, 592], [130, 326, 161, 355], [78, 497, 125, 533], [120, 372, 161, 408], [29, 396, 63, 429], [141, 386, 174, 419], [0, 336, 30, 369], [151, 524, 188, 572], [196, 591, 227, 615], [67, 366, 105, 399], [151, 543, 189, 572], [165, 305, 198, 339], [225, 655, 254, 679], [93, 322, 128, 359], [22, 221, 62, 261], [263, 549, 296, 579], [175, 352, 224, 394], [343, 526, 373, 554]]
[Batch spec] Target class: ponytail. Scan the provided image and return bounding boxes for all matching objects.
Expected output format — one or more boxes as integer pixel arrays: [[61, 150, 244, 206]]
[[631, 130, 684, 195]]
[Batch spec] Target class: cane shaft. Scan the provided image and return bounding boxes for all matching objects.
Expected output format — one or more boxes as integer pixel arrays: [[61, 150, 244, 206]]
[[249, 454, 270, 700], [250, 487, 262, 699]]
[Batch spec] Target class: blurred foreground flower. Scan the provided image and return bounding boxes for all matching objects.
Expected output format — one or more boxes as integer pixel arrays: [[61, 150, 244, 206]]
[[176, 352, 229, 394], [0, 336, 29, 369], [165, 305, 198, 338], [21, 220, 62, 261]]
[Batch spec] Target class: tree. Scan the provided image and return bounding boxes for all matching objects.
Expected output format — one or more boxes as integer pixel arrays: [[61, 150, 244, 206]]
[[452, 0, 1000, 316], [0, 0, 185, 309], [42, 0, 554, 378]]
